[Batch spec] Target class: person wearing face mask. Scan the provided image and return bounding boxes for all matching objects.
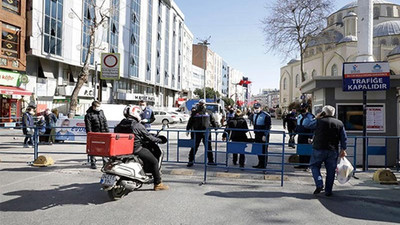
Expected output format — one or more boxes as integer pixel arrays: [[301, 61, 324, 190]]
[[84, 100, 109, 169], [22, 107, 35, 148], [55, 119, 75, 141], [252, 103, 271, 169], [186, 99, 217, 167], [295, 102, 315, 170], [225, 105, 235, 125], [138, 100, 155, 129]]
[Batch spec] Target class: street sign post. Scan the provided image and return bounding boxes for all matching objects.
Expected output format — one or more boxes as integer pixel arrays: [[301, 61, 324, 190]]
[[101, 53, 120, 80], [343, 61, 390, 171]]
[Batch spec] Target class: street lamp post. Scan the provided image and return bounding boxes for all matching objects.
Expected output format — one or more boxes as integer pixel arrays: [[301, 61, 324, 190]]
[[197, 38, 210, 100]]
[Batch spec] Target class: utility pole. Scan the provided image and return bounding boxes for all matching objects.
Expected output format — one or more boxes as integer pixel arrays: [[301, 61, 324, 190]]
[[94, 61, 98, 100], [197, 36, 211, 100]]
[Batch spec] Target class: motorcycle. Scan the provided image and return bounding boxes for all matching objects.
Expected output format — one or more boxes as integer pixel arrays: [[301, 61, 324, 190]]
[[100, 123, 168, 200]]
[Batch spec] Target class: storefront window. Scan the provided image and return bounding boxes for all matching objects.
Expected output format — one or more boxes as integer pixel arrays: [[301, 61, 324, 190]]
[[2, 0, 20, 15]]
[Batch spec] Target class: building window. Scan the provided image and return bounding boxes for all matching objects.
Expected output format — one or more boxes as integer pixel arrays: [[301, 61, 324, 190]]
[[146, 0, 153, 81], [164, 6, 170, 86], [44, 0, 63, 56], [2, 0, 20, 14], [374, 7, 380, 19], [109, 0, 119, 53], [331, 64, 338, 76], [392, 37, 399, 45], [380, 39, 387, 45], [129, 0, 141, 78], [283, 78, 287, 90], [1, 23, 20, 59], [337, 13, 343, 24], [387, 6, 393, 17], [82, 0, 94, 64], [295, 74, 299, 88]]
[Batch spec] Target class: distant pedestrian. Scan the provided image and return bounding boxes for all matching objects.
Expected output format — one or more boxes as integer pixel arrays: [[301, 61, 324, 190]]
[[251, 103, 271, 169], [222, 109, 249, 167], [186, 99, 217, 167], [139, 100, 155, 129], [295, 103, 315, 169], [225, 105, 235, 124], [22, 107, 35, 148], [283, 109, 297, 148], [44, 108, 57, 144], [304, 105, 347, 197], [84, 100, 109, 169]]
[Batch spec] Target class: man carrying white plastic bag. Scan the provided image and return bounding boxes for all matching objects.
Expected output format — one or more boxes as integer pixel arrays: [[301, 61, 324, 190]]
[[337, 157, 354, 184], [304, 105, 348, 197]]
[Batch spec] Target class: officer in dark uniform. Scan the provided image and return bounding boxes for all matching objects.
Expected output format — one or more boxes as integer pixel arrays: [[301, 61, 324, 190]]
[[252, 103, 272, 169], [295, 102, 315, 169], [139, 100, 155, 129], [186, 99, 217, 167]]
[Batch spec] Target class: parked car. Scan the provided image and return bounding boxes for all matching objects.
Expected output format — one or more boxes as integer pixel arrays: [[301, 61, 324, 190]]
[[168, 111, 189, 123], [153, 110, 180, 124]]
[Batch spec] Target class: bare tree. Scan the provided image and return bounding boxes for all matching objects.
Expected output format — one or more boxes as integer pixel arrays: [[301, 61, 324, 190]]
[[262, 0, 333, 81], [68, 0, 109, 118]]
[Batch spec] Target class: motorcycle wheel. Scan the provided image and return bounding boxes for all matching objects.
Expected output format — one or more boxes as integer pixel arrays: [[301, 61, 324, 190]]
[[107, 187, 127, 201]]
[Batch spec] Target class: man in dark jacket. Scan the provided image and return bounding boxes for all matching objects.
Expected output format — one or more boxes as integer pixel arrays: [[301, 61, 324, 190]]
[[222, 109, 248, 167], [84, 100, 109, 169], [295, 103, 315, 169], [304, 105, 347, 196], [44, 108, 57, 144], [252, 103, 271, 169], [114, 105, 169, 191], [22, 107, 35, 148], [186, 99, 217, 167], [283, 109, 297, 148], [139, 100, 155, 129]]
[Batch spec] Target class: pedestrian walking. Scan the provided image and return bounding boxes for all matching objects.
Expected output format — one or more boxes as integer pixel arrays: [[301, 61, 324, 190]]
[[84, 100, 109, 169], [295, 103, 315, 169], [186, 99, 217, 167], [139, 100, 155, 129], [22, 107, 35, 148], [304, 105, 347, 196], [251, 103, 271, 169], [222, 109, 249, 167], [283, 109, 297, 148], [225, 105, 235, 124], [44, 108, 57, 144]]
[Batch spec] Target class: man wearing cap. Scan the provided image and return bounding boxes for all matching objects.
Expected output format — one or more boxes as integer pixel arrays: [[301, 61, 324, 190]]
[[304, 105, 347, 196], [139, 100, 155, 129], [295, 102, 315, 169], [186, 99, 217, 167], [251, 103, 271, 169]]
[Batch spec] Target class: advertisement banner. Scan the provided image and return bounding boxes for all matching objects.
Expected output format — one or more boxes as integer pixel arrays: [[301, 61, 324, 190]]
[[55, 118, 120, 142], [0, 69, 20, 86], [342, 62, 390, 92]]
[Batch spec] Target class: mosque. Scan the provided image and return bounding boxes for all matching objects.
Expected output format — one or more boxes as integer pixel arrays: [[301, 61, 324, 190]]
[[279, 0, 400, 167]]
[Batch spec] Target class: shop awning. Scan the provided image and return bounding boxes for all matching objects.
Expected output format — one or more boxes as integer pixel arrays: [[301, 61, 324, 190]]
[[0, 85, 32, 96]]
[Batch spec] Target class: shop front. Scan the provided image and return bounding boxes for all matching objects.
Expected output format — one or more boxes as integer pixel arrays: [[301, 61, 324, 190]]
[[0, 69, 31, 125]]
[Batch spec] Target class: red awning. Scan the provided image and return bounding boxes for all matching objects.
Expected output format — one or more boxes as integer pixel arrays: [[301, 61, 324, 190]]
[[0, 85, 32, 96]]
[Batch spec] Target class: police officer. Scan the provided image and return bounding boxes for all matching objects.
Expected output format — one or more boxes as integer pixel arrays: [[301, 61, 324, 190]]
[[186, 99, 217, 167], [252, 103, 271, 169], [283, 109, 297, 148], [295, 102, 315, 169], [139, 100, 155, 129]]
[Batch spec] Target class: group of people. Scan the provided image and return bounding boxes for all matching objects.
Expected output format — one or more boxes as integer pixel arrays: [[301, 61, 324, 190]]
[[186, 100, 272, 169], [21, 106, 58, 148]]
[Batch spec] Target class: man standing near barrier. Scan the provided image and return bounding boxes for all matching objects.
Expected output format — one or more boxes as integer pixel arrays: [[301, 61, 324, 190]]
[[84, 100, 109, 169], [186, 99, 217, 167], [304, 105, 347, 196], [139, 100, 155, 129], [283, 108, 297, 148], [22, 107, 35, 148], [295, 103, 315, 169], [251, 103, 271, 169]]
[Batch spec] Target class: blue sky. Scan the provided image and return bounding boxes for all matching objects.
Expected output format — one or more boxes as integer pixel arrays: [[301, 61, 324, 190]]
[[174, 0, 400, 95]]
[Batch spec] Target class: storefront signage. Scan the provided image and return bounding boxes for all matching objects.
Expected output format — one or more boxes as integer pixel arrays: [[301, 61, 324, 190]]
[[343, 62, 390, 92], [101, 53, 120, 80], [0, 69, 20, 86]]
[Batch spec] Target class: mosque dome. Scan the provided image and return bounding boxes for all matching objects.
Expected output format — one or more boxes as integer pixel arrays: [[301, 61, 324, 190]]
[[308, 30, 344, 47], [343, 11, 357, 19], [288, 59, 299, 64], [337, 0, 395, 12], [373, 21, 400, 37], [388, 46, 400, 57]]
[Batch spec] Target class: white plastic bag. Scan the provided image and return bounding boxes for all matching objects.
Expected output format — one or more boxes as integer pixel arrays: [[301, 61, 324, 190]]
[[336, 157, 354, 184]]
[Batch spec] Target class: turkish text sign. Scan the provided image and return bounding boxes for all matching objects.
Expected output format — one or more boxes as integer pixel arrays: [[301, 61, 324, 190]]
[[101, 53, 120, 80], [343, 62, 390, 92]]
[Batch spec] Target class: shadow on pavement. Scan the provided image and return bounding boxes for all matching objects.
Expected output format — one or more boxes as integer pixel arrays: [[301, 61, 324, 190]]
[[0, 183, 110, 211], [204, 189, 400, 224]]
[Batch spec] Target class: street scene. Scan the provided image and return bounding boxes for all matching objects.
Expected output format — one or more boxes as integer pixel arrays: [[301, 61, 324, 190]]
[[1, 0, 400, 224]]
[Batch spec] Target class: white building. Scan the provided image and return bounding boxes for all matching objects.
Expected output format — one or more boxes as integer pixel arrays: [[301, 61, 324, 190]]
[[181, 24, 194, 97], [227, 67, 244, 103], [25, 0, 188, 115], [190, 65, 205, 97]]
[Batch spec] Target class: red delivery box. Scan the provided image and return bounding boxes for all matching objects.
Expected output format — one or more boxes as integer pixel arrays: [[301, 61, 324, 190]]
[[86, 132, 135, 157]]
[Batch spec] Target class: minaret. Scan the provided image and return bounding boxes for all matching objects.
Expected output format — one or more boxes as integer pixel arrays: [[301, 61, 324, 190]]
[[356, 0, 375, 62]]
